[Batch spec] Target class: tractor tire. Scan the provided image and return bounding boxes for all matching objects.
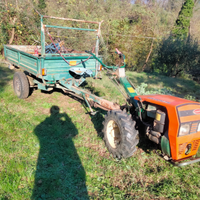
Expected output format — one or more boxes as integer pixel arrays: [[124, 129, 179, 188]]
[[13, 71, 30, 99], [102, 109, 139, 159]]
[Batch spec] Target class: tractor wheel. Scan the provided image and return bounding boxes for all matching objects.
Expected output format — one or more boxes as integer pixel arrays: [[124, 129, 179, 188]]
[[13, 71, 30, 99], [102, 110, 139, 159]]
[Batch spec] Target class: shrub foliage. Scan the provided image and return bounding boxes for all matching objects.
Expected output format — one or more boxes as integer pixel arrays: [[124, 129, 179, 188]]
[[172, 0, 194, 37], [153, 36, 200, 77]]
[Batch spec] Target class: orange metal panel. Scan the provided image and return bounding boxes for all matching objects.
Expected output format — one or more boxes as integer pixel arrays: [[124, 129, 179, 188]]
[[134, 94, 200, 161], [178, 105, 200, 111], [180, 115, 200, 123], [176, 132, 200, 160]]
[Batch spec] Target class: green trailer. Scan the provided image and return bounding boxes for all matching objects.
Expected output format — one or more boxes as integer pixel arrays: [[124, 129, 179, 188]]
[[4, 44, 100, 93], [4, 15, 135, 111], [4, 14, 103, 96]]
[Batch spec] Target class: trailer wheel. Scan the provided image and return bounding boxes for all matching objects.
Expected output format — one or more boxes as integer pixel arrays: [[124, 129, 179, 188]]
[[103, 110, 139, 159], [13, 71, 30, 99]]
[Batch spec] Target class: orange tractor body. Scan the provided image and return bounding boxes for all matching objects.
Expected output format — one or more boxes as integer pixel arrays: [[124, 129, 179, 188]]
[[134, 94, 200, 162]]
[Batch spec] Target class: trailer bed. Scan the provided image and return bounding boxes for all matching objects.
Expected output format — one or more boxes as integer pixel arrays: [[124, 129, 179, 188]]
[[4, 45, 97, 81]]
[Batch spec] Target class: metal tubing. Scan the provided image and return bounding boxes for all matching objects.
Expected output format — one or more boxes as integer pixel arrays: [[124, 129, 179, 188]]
[[95, 35, 99, 78], [82, 93, 94, 113], [85, 51, 118, 70], [126, 76, 140, 95], [94, 21, 103, 78], [110, 78, 128, 101], [43, 15, 100, 24], [173, 157, 200, 167], [41, 16, 45, 56], [45, 25, 97, 32], [63, 89, 114, 111], [119, 77, 137, 98], [94, 103, 109, 111], [62, 89, 84, 101], [60, 85, 120, 111]]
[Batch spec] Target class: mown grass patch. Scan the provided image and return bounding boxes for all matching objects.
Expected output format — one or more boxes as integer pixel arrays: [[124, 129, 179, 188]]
[[1, 62, 200, 199]]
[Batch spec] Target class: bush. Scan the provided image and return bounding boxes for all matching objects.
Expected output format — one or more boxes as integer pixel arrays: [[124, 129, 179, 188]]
[[152, 36, 200, 77], [136, 83, 173, 95], [0, 2, 41, 53]]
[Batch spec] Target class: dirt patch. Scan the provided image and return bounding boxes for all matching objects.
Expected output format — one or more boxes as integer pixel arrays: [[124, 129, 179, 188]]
[[39, 108, 50, 115], [56, 94, 84, 113], [26, 88, 85, 115], [25, 90, 44, 103], [75, 135, 109, 158], [84, 142, 109, 159], [87, 143, 109, 159]]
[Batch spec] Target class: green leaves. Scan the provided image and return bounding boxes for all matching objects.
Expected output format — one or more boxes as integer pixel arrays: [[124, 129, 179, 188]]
[[172, 0, 195, 37], [38, 0, 47, 11], [153, 36, 200, 77]]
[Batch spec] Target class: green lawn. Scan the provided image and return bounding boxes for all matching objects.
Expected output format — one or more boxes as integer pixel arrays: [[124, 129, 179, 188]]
[[1, 62, 200, 200]]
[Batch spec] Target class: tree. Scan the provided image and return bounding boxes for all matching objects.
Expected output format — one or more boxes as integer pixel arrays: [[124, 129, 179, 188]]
[[172, 0, 195, 37], [38, 0, 46, 11], [153, 36, 200, 77]]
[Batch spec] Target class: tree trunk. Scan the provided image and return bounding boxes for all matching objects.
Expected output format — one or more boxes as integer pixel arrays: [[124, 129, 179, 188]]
[[9, 28, 15, 45], [8, 17, 17, 45], [16, 0, 19, 10], [4, 0, 7, 9], [142, 38, 154, 71], [174, 69, 183, 77], [1, 49, 4, 57]]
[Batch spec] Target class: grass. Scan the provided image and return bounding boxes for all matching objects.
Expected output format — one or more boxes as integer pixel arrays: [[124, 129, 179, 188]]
[[1, 61, 200, 199], [84, 70, 200, 103], [126, 71, 200, 100]]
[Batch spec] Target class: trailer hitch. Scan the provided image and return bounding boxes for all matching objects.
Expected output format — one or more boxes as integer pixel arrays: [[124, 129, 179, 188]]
[[82, 93, 97, 115]]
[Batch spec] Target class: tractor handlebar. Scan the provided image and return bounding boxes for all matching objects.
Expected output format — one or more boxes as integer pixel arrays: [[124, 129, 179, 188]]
[[115, 48, 126, 68], [85, 49, 126, 69], [85, 50, 91, 54], [115, 48, 122, 55]]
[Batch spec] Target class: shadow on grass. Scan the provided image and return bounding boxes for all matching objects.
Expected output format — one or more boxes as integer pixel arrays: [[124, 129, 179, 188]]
[[0, 63, 13, 94], [41, 87, 106, 138], [32, 105, 89, 200], [147, 178, 174, 197], [40, 86, 156, 157], [89, 109, 107, 139]]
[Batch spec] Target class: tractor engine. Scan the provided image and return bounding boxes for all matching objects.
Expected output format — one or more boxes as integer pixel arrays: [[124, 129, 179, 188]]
[[145, 108, 166, 145], [134, 94, 200, 163]]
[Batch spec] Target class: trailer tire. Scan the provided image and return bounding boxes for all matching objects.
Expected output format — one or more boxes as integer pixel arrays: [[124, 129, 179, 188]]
[[103, 110, 139, 159], [13, 71, 30, 99]]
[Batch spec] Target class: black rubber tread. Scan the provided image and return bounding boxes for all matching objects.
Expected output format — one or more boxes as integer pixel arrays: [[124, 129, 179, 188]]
[[13, 71, 30, 99], [103, 110, 139, 159]]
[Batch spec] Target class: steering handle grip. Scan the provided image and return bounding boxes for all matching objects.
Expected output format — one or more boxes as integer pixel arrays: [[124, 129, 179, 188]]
[[115, 48, 122, 55], [85, 50, 92, 54]]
